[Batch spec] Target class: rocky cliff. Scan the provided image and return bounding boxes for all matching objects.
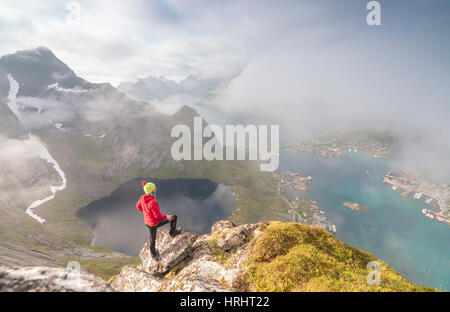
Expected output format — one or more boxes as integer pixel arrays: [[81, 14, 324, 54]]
[[111, 220, 432, 292], [0, 220, 435, 292], [0, 266, 113, 292]]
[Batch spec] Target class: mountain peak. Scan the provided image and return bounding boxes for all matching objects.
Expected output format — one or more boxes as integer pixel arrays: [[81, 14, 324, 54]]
[[0, 47, 87, 97], [2, 47, 56, 63]]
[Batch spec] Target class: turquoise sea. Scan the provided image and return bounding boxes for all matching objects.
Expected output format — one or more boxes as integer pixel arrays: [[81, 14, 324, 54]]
[[279, 149, 450, 290]]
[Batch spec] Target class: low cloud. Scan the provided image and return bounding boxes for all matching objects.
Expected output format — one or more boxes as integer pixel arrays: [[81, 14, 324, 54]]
[[1, 1, 448, 180], [0, 135, 42, 162]]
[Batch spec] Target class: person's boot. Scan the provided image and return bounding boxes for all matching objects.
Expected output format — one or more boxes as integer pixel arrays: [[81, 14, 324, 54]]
[[169, 228, 181, 238], [150, 250, 160, 261]]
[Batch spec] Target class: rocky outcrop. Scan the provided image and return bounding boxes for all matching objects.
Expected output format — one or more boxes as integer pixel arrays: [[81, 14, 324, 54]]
[[0, 266, 113, 292], [139, 229, 198, 275], [0, 220, 431, 292], [112, 220, 266, 292], [109, 265, 161, 292], [217, 223, 259, 251], [112, 220, 432, 292]]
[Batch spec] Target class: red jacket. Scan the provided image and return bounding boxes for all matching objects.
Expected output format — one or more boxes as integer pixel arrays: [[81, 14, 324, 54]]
[[136, 194, 167, 226]]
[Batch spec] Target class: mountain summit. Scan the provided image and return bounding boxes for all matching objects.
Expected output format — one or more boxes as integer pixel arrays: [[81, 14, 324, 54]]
[[0, 47, 91, 97], [118, 75, 224, 102]]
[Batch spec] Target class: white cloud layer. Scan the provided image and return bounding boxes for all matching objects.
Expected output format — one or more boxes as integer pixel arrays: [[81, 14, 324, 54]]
[[1, 0, 449, 179]]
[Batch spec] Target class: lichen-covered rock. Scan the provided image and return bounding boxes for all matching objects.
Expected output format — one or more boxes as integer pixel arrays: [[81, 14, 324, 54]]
[[162, 255, 238, 292], [0, 266, 113, 292], [217, 230, 245, 251], [191, 234, 214, 259], [111, 266, 161, 292], [211, 220, 235, 234], [139, 228, 198, 275], [217, 223, 261, 251]]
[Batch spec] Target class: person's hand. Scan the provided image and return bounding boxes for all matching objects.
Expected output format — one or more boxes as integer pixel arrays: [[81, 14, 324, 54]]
[[167, 215, 174, 222]]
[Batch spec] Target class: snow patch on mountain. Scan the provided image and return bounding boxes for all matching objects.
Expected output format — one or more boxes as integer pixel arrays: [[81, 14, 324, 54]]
[[5, 74, 67, 224], [54, 123, 66, 131], [26, 133, 67, 223], [6, 75, 24, 124], [47, 83, 87, 93]]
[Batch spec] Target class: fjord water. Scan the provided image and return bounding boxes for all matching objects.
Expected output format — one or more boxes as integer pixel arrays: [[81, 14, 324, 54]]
[[279, 150, 450, 290], [77, 178, 236, 256]]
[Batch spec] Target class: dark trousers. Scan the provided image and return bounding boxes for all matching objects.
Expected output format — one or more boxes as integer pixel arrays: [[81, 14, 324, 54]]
[[146, 215, 177, 256]]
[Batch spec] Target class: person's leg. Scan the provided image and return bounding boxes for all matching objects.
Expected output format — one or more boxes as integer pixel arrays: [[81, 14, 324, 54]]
[[169, 215, 180, 237], [169, 215, 177, 233], [147, 220, 170, 258], [157, 219, 169, 228], [147, 225, 158, 257]]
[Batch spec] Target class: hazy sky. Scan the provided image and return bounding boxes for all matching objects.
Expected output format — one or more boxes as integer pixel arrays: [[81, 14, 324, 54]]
[[1, 0, 449, 178], [0, 1, 447, 85]]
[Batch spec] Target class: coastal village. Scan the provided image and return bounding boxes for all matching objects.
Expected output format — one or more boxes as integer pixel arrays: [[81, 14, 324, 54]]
[[288, 126, 398, 159], [292, 137, 393, 159], [383, 171, 450, 225], [280, 127, 449, 229], [274, 171, 337, 234]]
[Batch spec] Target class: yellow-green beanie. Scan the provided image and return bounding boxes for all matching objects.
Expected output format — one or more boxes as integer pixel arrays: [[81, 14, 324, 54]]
[[142, 181, 156, 195]]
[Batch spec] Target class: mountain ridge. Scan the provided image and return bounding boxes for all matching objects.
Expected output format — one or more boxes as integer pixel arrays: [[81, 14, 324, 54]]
[[1, 220, 433, 292], [111, 220, 435, 292]]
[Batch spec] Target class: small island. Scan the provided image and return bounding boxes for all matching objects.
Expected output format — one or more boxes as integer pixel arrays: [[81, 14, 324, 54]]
[[342, 201, 369, 213]]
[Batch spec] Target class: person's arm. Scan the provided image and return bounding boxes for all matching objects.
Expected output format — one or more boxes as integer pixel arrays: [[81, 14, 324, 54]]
[[151, 200, 167, 220], [136, 198, 143, 212]]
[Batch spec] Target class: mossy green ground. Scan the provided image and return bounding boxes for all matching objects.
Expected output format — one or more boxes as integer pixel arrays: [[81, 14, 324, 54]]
[[241, 222, 436, 292]]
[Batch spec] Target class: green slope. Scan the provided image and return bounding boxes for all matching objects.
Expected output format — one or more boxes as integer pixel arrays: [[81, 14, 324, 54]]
[[240, 222, 436, 292]]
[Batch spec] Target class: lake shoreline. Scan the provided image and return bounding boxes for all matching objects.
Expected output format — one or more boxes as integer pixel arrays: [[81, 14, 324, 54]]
[[77, 178, 236, 256]]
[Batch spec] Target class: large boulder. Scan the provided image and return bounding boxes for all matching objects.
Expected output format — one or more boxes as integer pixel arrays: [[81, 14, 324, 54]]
[[0, 266, 113, 292], [139, 228, 198, 275]]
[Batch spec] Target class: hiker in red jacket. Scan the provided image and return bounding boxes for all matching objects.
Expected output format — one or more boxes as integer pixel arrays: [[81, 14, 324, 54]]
[[136, 181, 180, 260]]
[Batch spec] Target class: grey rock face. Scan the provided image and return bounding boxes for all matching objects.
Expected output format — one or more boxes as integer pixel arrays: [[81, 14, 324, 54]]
[[217, 230, 246, 251], [211, 220, 235, 234], [112, 220, 266, 292], [0, 266, 114, 292], [139, 228, 198, 275], [111, 266, 161, 292], [162, 255, 237, 292], [217, 223, 261, 251]]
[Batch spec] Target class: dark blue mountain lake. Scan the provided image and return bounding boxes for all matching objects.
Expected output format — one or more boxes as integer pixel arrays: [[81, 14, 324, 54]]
[[77, 178, 236, 256], [279, 149, 450, 290]]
